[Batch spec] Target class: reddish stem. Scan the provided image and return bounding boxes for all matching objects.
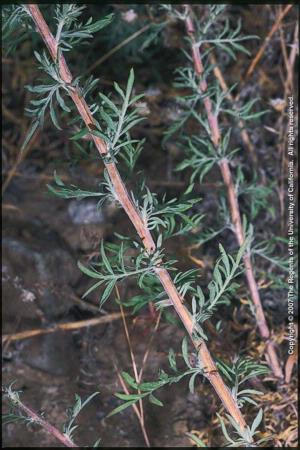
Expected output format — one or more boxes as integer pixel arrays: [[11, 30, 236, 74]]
[[184, 5, 283, 379], [26, 4, 249, 432], [9, 395, 76, 447]]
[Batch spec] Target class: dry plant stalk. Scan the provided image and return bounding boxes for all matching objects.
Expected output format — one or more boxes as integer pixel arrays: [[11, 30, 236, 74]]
[[2, 117, 40, 195], [246, 4, 293, 79], [26, 3, 249, 432], [2, 312, 125, 344], [116, 286, 150, 447], [184, 5, 283, 379]]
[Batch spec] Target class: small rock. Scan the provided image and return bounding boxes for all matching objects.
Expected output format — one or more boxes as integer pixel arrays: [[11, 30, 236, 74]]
[[21, 331, 79, 376], [3, 220, 79, 320], [68, 199, 105, 225]]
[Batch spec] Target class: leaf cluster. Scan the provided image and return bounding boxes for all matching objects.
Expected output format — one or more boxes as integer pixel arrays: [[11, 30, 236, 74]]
[[132, 183, 203, 239], [17, 6, 111, 150], [217, 356, 269, 408], [47, 169, 117, 208], [2, 384, 30, 426], [217, 408, 270, 447], [108, 337, 205, 417], [190, 241, 248, 340], [72, 69, 145, 167], [236, 168, 274, 219], [215, 357, 272, 446], [63, 392, 100, 440], [194, 16, 258, 61], [78, 239, 170, 308], [2, 5, 32, 55], [53, 5, 113, 55], [121, 273, 164, 314], [3, 384, 101, 447], [177, 130, 238, 183], [22, 51, 72, 148]]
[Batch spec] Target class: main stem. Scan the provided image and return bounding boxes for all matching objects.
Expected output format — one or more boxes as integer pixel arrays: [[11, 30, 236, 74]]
[[26, 4, 249, 432], [184, 5, 283, 379]]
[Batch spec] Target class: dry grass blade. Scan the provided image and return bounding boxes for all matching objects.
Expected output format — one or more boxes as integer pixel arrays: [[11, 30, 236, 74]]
[[85, 23, 151, 75]]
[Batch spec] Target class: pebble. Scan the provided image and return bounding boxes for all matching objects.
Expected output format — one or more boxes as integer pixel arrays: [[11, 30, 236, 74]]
[[3, 221, 79, 320], [68, 199, 105, 225]]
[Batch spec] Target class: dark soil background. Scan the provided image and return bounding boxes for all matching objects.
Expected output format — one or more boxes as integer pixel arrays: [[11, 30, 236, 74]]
[[2, 4, 298, 448]]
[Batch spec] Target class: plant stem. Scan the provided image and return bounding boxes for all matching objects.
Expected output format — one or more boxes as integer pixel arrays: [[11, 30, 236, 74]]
[[116, 286, 150, 447], [208, 50, 258, 167], [184, 4, 283, 379], [26, 4, 250, 433], [2, 312, 125, 343], [5, 391, 76, 447], [113, 363, 150, 447]]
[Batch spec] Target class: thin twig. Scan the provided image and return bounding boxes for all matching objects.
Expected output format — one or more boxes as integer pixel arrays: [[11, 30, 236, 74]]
[[2, 126, 40, 195], [2, 102, 24, 126], [115, 286, 150, 447], [85, 23, 151, 75], [280, 17, 298, 94], [113, 363, 140, 420], [287, 21, 299, 90], [245, 4, 294, 79], [138, 310, 162, 383], [184, 4, 283, 379], [277, 16, 298, 233], [2, 312, 125, 344], [26, 4, 250, 432]]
